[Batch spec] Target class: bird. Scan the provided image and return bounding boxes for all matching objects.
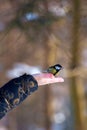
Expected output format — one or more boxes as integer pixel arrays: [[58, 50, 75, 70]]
[[46, 64, 63, 76]]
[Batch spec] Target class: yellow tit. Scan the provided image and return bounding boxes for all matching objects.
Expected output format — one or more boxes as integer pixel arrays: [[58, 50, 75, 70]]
[[47, 64, 63, 76]]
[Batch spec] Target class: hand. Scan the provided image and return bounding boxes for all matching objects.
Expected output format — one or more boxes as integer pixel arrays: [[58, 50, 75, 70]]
[[33, 73, 64, 86]]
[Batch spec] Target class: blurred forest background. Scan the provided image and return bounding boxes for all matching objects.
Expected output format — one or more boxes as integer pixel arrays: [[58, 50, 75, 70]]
[[0, 0, 87, 130]]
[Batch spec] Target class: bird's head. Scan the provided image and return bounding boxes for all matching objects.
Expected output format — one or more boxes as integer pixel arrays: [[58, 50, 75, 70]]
[[54, 64, 63, 71]]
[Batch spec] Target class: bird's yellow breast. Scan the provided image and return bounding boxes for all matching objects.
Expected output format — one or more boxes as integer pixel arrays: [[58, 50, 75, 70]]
[[48, 68, 57, 75]]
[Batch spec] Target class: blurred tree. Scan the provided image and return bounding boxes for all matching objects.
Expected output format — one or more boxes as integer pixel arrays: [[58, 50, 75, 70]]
[[43, 34, 57, 130], [69, 0, 87, 130]]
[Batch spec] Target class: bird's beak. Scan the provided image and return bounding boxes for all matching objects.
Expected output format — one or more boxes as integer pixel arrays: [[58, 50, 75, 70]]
[[33, 73, 64, 86]]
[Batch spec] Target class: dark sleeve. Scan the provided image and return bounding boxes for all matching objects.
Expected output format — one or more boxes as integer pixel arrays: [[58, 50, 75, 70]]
[[0, 74, 38, 120]]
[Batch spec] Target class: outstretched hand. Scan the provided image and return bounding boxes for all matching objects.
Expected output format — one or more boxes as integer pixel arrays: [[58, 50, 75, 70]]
[[33, 73, 64, 86], [0, 73, 64, 119]]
